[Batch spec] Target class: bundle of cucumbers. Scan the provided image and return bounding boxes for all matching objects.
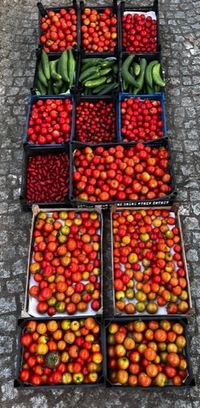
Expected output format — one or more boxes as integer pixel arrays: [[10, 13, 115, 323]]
[[121, 55, 165, 94], [79, 57, 118, 95], [35, 49, 76, 95]]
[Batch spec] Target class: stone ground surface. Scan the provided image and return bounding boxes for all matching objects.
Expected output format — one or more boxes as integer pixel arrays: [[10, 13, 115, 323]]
[[0, 0, 200, 406]]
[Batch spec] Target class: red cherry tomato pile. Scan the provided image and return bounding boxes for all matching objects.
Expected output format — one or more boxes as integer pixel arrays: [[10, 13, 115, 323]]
[[27, 99, 72, 145], [121, 98, 163, 143], [40, 8, 77, 53], [75, 101, 116, 143], [72, 144, 172, 202], [107, 319, 188, 387], [19, 317, 103, 386], [122, 13, 157, 53], [112, 209, 189, 315], [81, 7, 117, 52], [26, 153, 69, 203], [29, 210, 101, 316]]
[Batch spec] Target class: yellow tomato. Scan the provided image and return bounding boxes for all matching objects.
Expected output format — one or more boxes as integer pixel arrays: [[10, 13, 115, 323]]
[[61, 320, 71, 331], [38, 335, 48, 344], [36, 343, 48, 355]]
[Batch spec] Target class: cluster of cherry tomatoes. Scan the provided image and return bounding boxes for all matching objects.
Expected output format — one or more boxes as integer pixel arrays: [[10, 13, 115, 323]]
[[75, 101, 116, 143], [29, 210, 101, 316], [19, 318, 103, 386], [122, 13, 157, 53], [107, 319, 188, 387], [112, 209, 189, 315]]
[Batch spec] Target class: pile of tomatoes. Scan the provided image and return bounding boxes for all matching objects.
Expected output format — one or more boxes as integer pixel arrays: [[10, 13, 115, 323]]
[[122, 13, 157, 53], [112, 209, 189, 315], [75, 101, 116, 143], [40, 8, 77, 52], [121, 98, 163, 143], [19, 317, 103, 386], [72, 143, 172, 202], [107, 319, 188, 387], [27, 99, 72, 145], [29, 210, 101, 316], [81, 7, 117, 52]]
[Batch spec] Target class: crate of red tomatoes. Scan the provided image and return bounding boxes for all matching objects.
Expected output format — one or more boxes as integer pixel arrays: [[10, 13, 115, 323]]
[[69, 139, 176, 207], [15, 316, 104, 388], [117, 93, 167, 144], [37, 1, 81, 55], [80, 0, 118, 57], [23, 95, 75, 147], [71, 95, 119, 144], [21, 206, 103, 318], [103, 316, 195, 389], [110, 206, 192, 317], [118, 0, 161, 54], [20, 145, 70, 210]]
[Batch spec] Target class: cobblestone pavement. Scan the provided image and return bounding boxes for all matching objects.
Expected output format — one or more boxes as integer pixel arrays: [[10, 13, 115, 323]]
[[0, 0, 200, 407]]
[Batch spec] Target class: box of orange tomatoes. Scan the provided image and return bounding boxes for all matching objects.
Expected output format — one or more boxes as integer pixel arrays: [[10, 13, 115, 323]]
[[15, 316, 104, 388], [103, 316, 195, 389], [110, 205, 192, 317], [22, 205, 103, 318]]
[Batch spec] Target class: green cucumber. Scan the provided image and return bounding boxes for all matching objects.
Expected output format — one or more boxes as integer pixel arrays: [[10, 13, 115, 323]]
[[97, 82, 118, 95], [50, 60, 62, 81], [121, 55, 138, 87], [57, 51, 69, 83], [154, 84, 161, 92], [47, 79, 53, 95], [41, 50, 50, 80], [146, 84, 155, 94], [53, 79, 63, 89], [145, 60, 159, 88], [152, 63, 165, 87], [92, 84, 107, 94], [38, 61, 48, 87], [135, 58, 147, 93], [36, 79, 47, 95], [133, 62, 141, 76], [84, 76, 108, 88], [68, 48, 76, 87], [98, 67, 112, 76], [80, 66, 99, 82]]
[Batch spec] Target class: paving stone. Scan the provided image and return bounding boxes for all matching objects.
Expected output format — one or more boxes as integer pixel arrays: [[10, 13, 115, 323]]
[[0, 0, 200, 406]]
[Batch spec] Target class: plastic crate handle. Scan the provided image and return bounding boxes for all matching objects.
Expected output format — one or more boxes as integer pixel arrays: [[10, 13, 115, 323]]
[[37, 2, 47, 17]]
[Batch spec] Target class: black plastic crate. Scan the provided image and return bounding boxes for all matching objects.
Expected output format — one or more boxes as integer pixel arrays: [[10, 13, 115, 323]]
[[103, 316, 195, 390], [69, 139, 177, 208], [37, 1, 81, 56], [23, 94, 75, 148], [119, 51, 165, 95], [71, 94, 119, 144], [80, 0, 119, 57], [117, 92, 167, 143], [20, 144, 71, 211], [31, 48, 79, 97], [76, 53, 119, 96], [118, 0, 161, 54], [14, 316, 105, 389]]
